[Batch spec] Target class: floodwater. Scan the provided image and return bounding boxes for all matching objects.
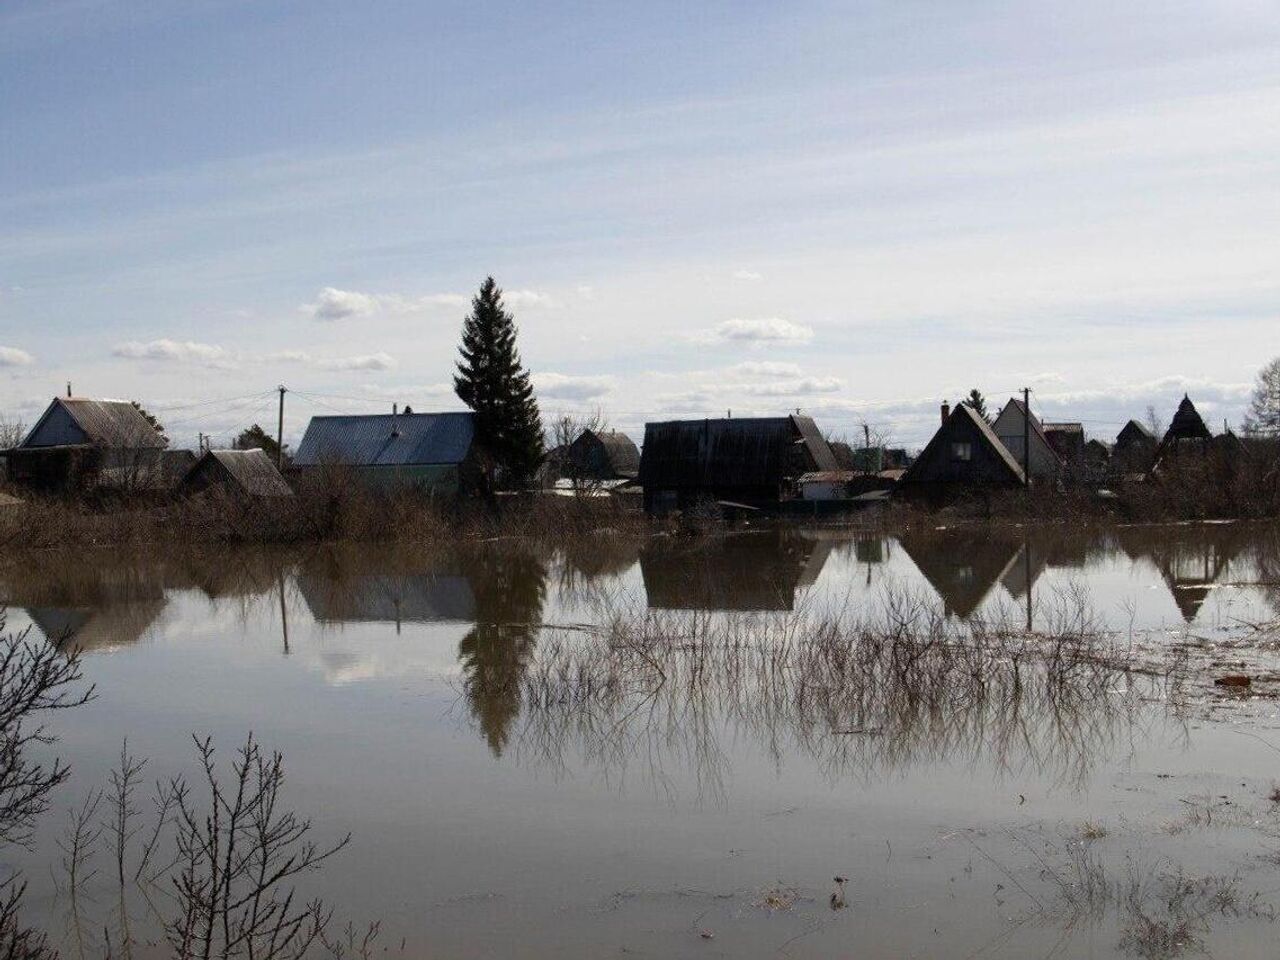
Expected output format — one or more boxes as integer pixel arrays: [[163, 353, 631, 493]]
[[5, 522, 1280, 958]]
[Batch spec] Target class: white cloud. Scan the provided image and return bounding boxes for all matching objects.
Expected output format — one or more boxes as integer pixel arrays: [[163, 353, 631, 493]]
[[575, 285, 595, 299], [303, 288, 469, 322], [731, 269, 763, 281], [503, 289, 554, 308], [535, 372, 615, 400], [698, 318, 814, 345], [742, 376, 843, 396], [112, 339, 232, 365], [315, 352, 397, 371], [415, 293, 469, 309], [358, 382, 453, 400], [307, 287, 380, 321], [0, 346, 35, 367], [732, 361, 803, 378]]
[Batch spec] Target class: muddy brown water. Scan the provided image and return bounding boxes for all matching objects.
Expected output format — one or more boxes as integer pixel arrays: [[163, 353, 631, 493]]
[[5, 521, 1280, 958]]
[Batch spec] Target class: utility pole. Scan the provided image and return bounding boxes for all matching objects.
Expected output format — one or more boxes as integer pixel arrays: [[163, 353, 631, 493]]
[[1022, 386, 1031, 488], [276, 385, 287, 469]]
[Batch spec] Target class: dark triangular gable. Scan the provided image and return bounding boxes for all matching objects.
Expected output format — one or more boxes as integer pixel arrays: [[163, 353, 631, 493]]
[[900, 403, 1025, 487]]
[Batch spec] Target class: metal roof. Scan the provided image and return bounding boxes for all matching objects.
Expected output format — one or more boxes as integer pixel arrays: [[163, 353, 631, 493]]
[[187, 449, 294, 497], [21, 397, 168, 450], [294, 412, 475, 467]]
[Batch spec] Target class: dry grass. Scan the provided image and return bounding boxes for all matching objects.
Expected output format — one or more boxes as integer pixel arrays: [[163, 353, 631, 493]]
[[0, 477, 647, 549], [515, 585, 1168, 791]]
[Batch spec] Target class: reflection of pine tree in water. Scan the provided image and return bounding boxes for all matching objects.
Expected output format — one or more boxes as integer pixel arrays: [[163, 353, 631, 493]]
[[457, 548, 548, 756]]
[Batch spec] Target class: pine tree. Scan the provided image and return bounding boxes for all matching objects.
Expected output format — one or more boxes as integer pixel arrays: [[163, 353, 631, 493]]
[[454, 277, 545, 488], [235, 423, 286, 462], [130, 401, 168, 443], [964, 388, 990, 422]]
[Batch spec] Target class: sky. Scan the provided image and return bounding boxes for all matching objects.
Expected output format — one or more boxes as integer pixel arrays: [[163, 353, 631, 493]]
[[2, 0, 1278, 450]]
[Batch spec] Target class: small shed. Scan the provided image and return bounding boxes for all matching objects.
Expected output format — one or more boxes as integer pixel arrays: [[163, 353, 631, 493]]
[[293, 411, 479, 494], [797, 470, 854, 501], [898, 402, 1025, 496], [566, 429, 640, 481], [7, 397, 168, 492], [1044, 422, 1085, 462], [179, 448, 294, 498]]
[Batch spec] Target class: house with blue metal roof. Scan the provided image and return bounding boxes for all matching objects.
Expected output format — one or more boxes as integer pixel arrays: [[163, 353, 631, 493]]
[[293, 411, 480, 494]]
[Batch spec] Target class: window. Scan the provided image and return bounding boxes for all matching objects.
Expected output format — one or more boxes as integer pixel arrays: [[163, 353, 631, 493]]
[[951, 441, 972, 462]]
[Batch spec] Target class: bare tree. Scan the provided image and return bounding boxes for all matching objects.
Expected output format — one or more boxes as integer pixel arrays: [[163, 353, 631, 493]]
[[1145, 404, 1164, 440], [547, 409, 609, 495], [0, 416, 25, 451], [165, 735, 350, 960], [1244, 356, 1280, 437], [0, 611, 94, 958]]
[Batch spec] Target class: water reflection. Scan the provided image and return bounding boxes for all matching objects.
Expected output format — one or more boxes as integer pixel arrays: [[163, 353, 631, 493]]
[[1114, 523, 1249, 623], [898, 529, 1026, 618], [639, 530, 831, 611], [0, 556, 169, 651], [456, 548, 548, 757], [297, 554, 477, 627], [3, 523, 1278, 765]]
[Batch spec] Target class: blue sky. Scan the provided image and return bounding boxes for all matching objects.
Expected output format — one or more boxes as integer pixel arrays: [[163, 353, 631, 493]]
[[2, 0, 1278, 448]]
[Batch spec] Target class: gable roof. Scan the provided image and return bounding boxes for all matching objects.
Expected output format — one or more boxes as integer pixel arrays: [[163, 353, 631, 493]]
[[902, 403, 1026, 485], [21, 398, 168, 450], [186, 449, 294, 497], [1117, 419, 1155, 444], [581, 429, 640, 477], [992, 397, 1061, 463], [294, 412, 475, 467], [1163, 395, 1212, 443]]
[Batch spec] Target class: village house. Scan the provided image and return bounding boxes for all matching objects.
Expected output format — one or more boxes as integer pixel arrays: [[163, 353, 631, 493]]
[[638, 414, 838, 512], [1113, 419, 1157, 472], [897, 402, 1025, 496], [990, 398, 1062, 480], [179, 448, 294, 499], [6, 397, 169, 492], [293, 410, 480, 495]]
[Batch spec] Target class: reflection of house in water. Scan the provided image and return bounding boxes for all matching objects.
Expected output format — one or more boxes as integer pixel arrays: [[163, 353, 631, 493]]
[[1114, 525, 1246, 622], [1000, 543, 1046, 601], [898, 531, 1024, 619], [297, 572, 476, 629], [1, 560, 169, 652], [640, 531, 832, 611]]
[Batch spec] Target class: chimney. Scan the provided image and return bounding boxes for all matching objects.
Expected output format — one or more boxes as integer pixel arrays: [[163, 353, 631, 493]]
[[392, 403, 398, 416], [941, 402, 950, 424]]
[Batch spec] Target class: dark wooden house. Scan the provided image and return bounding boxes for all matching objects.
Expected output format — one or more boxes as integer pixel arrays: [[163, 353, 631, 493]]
[[566, 429, 640, 481], [179, 448, 294, 499], [638, 415, 838, 512], [7, 397, 169, 492], [897, 402, 1025, 496]]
